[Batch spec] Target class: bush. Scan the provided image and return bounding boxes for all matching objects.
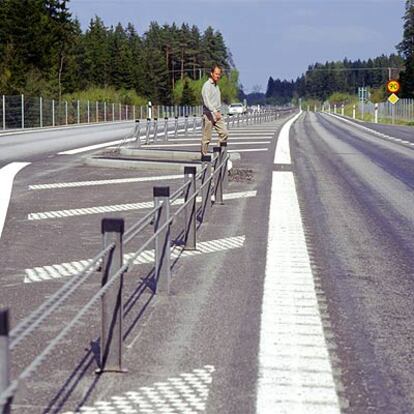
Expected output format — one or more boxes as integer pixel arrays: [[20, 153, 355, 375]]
[[63, 87, 147, 105]]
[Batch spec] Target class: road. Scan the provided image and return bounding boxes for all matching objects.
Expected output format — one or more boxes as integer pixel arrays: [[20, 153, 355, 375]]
[[1, 111, 414, 413]]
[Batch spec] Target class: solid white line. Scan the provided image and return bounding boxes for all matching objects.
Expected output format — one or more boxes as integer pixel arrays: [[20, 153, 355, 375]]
[[28, 191, 257, 221], [29, 174, 183, 190], [24, 235, 245, 283], [256, 114, 340, 413], [0, 162, 30, 239], [274, 111, 303, 164], [228, 149, 267, 153]]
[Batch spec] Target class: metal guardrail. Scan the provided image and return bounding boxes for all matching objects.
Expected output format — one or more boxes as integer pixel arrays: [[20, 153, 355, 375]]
[[0, 108, 281, 412]]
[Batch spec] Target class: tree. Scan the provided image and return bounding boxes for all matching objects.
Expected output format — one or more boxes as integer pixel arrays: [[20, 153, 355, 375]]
[[398, 0, 414, 97], [181, 78, 196, 105]]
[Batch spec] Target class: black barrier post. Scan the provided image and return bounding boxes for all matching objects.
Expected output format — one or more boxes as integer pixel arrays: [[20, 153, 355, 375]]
[[99, 218, 126, 373], [213, 147, 224, 205], [0, 310, 11, 414], [200, 155, 212, 222], [184, 167, 197, 250], [153, 187, 171, 294]]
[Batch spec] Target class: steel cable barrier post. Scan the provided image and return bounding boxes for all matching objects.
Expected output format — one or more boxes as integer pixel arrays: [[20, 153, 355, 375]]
[[184, 115, 189, 136], [220, 142, 228, 187], [153, 118, 158, 142], [164, 117, 169, 142], [213, 147, 224, 205], [184, 167, 197, 250], [133, 120, 141, 148], [153, 187, 171, 294], [200, 155, 212, 222], [145, 118, 151, 144], [99, 218, 126, 373], [174, 116, 179, 138], [0, 310, 11, 414]]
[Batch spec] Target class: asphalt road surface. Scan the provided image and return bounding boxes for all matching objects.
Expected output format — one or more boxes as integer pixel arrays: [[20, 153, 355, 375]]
[[1, 111, 414, 413]]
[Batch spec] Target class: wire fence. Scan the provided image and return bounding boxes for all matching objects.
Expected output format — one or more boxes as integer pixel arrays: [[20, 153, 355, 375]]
[[0, 94, 203, 131], [0, 109, 284, 413]]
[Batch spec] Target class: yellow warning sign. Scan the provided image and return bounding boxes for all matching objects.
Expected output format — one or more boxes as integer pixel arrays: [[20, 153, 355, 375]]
[[386, 80, 400, 94], [388, 93, 400, 105]]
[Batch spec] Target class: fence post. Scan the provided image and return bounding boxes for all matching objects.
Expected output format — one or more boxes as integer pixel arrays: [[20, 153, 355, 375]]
[[2, 96, 5, 130], [164, 117, 169, 142], [133, 120, 141, 148], [0, 309, 11, 414], [119, 103, 122, 121], [153, 187, 171, 294], [200, 155, 212, 222], [21, 94, 24, 129], [112, 103, 115, 122], [341, 104, 344, 116], [374, 103, 379, 124], [99, 218, 125, 373], [104, 102, 107, 122], [65, 101, 68, 125], [96, 101, 99, 123], [39, 97, 43, 128], [77, 100, 80, 124], [52, 99, 55, 127], [352, 105, 356, 119], [126, 105, 129, 121], [213, 146, 224, 205], [87, 100, 90, 123], [184, 166, 197, 250]]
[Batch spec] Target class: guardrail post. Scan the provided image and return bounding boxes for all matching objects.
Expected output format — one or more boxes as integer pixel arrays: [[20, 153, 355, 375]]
[[133, 120, 141, 147], [145, 118, 151, 144], [200, 155, 212, 222], [213, 147, 224, 205], [153, 187, 171, 294], [220, 142, 228, 187], [0, 309, 11, 414], [184, 166, 197, 250], [174, 116, 179, 138], [153, 118, 158, 142], [184, 115, 189, 136], [99, 218, 125, 373], [164, 117, 169, 142]]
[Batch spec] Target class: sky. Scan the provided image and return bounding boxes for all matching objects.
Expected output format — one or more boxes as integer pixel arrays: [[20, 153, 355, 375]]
[[69, 0, 406, 94]]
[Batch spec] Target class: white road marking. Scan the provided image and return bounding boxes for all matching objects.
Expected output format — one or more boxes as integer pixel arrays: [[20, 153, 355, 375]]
[[24, 235, 246, 283], [28, 191, 257, 221], [29, 174, 183, 190], [0, 162, 30, 239], [58, 138, 135, 155], [274, 112, 303, 164], [63, 365, 215, 414], [228, 148, 267, 153], [256, 112, 340, 413]]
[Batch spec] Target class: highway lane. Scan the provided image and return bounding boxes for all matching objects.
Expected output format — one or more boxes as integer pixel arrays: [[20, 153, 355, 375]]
[[0, 121, 136, 166], [292, 111, 414, 413]]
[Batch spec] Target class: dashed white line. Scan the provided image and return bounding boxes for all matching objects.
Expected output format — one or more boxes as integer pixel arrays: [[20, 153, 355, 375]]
[[27, 191, 257, 221], [29, 174, 183, 190], [0, 162, 31, 239], [24, 235, 246, 283]]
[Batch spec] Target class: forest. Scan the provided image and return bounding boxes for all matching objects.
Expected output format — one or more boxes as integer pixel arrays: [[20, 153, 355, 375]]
[[0, 0, 238, 105]]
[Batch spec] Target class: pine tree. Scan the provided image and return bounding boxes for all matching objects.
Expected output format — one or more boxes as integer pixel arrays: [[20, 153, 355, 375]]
[[398, 0, 414, 97]]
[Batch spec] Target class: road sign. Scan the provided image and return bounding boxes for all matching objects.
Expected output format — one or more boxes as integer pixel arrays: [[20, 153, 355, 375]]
[[386, 80, 400, 94], [388, 93, 399, 105]]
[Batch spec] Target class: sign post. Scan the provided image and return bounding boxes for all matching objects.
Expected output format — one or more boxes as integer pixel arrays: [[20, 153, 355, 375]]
[[386, 80, 400, 125]]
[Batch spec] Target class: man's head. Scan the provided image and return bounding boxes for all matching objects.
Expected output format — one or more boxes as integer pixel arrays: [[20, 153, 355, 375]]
[[210, 65, 222, 84]]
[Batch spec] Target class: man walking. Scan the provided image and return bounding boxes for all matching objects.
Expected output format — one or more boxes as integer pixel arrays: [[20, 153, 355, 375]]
[[201, 65, 229, 155]]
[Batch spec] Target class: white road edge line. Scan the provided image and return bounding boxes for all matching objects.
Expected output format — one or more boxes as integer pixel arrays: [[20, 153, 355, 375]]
[[0, 162, 31, 239], [256, 111, 341, 413]]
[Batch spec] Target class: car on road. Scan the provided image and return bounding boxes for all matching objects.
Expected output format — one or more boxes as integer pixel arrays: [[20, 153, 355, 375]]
[[228, 102, 246, 115]]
